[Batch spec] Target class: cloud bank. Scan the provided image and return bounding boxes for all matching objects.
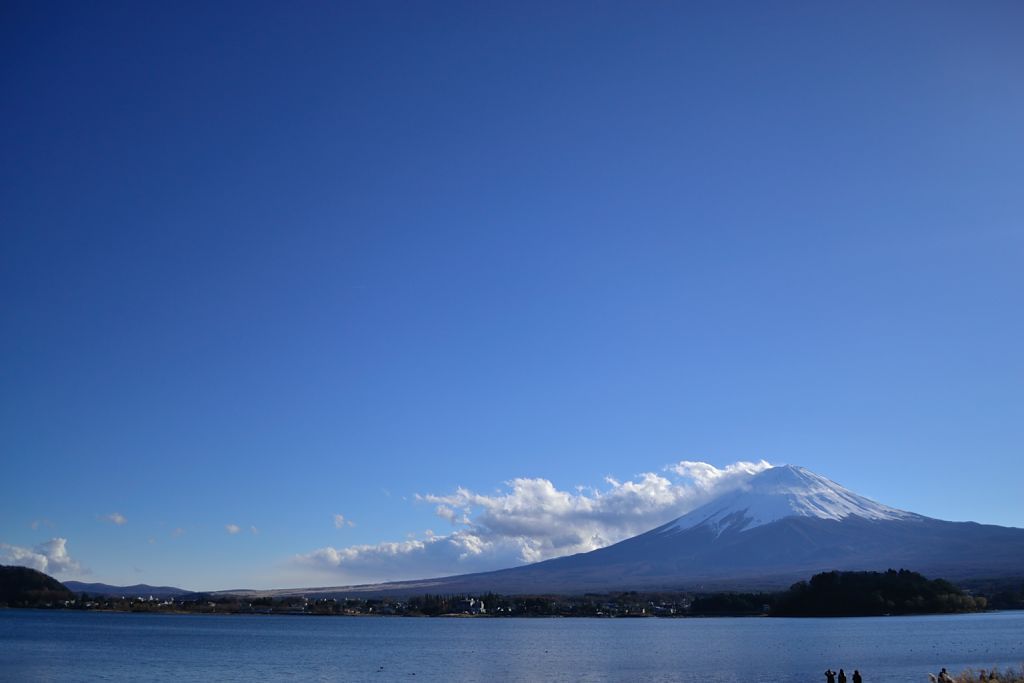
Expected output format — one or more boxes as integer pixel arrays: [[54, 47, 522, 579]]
[[295, 460, 772, 584], [0, 537, 82, 575]]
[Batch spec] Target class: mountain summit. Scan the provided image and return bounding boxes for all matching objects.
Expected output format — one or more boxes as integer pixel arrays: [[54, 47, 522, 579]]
[[660, 465, 914, 536]]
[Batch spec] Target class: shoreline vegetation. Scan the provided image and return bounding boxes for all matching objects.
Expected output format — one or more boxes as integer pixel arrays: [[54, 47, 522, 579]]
[[2, 566, 1022, 619], [935, 668, 1024, 683]]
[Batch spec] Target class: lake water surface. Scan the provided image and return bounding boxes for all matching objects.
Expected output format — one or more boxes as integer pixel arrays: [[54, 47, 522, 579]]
[[1, 609, 1022, 682]]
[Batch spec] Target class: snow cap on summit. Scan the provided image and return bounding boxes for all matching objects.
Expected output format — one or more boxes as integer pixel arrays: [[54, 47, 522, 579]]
[[661, 464, 915, 535]]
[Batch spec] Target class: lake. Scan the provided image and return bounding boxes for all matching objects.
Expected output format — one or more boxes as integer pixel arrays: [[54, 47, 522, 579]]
[[1, 609, 1021, 681]]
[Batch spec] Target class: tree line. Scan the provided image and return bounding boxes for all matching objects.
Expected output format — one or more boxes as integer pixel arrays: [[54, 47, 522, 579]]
[[2, 565, 1019, 617]]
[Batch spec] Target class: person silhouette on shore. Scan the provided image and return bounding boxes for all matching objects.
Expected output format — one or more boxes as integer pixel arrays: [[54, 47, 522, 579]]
[[825, 669, 836, 683], [853, 670, 862, 683], [838, 669, 847, 683]]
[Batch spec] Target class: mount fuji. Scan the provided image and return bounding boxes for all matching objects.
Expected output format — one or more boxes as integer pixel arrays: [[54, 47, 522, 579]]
[[249, 465, 1024, 597]]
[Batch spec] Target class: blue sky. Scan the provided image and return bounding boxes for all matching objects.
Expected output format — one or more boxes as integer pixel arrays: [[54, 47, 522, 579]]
[[2, 1, 1022, 590]]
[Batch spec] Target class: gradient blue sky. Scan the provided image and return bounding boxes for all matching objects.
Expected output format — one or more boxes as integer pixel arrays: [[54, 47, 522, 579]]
[[2, 1, 1022, 590]]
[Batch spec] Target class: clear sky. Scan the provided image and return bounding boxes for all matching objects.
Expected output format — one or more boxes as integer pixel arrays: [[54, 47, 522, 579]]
[[2, 1, 1022, 591]]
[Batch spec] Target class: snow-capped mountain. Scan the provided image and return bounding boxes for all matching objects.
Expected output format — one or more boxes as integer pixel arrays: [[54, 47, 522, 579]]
[[659, 465, 915, 536], [246, 465, 1024, 598]]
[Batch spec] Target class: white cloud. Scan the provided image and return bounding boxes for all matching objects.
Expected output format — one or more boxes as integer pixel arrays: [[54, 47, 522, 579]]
[[171, 527, 185, 538], [101, 512, 127, 526], [250, 526, 259, 535], [225, 524, 241, 535], [295, 533, 511, 584], [333, 514, 356, 529], [435, 505, 458, 523], [294, 459, 773, 583], [0, 537, 82, 575], [666, 460, 771, 487]]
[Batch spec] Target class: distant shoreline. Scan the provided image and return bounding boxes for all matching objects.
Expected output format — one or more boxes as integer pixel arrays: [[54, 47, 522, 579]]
[[6, 605, 1021, 620]]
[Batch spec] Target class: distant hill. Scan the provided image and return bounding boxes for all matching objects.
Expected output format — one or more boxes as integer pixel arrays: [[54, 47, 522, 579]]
[[0, 565, 75, 605], [63, 581, 192, 598]]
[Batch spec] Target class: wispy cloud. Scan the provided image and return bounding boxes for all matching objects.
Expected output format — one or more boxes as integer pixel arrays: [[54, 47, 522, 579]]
[[0, 537, 82, 575], [171, 527, 185, 538], [333, 514, 356, 529], [29, 519, 54, 531], [225, 524, 241, 535], [101, 512, 127, 526], [295, 460, 772, 583], [250, 526, 259, 535]]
